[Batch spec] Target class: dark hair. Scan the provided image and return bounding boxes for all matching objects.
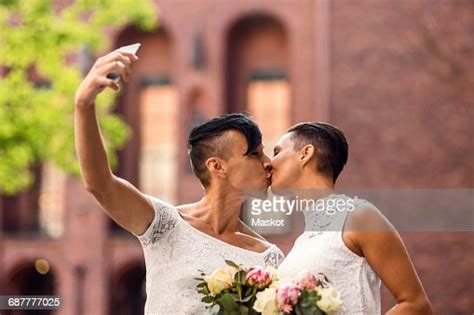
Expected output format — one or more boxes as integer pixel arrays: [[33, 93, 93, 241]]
[[287, 122, 348, 183], [188, 113, 262, 187]]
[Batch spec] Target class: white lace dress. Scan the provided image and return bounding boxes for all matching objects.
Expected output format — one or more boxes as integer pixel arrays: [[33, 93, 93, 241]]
[[135, 195, 285, 315], [278, 195, 381, 315]]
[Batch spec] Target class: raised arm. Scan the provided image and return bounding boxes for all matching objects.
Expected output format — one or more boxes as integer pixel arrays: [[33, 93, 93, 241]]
[[74, 50, 154, 236]]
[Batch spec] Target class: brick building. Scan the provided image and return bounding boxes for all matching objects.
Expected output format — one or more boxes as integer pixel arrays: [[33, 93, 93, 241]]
[[1, 0, 473, 314]]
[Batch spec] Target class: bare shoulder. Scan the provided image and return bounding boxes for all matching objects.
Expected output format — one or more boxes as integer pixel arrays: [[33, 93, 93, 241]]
[[345, 199, 395, 232], [343, 199, 397, 257]]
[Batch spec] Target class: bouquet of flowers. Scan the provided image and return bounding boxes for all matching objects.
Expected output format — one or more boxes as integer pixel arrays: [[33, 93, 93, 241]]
[[195, 260, 342, 315]]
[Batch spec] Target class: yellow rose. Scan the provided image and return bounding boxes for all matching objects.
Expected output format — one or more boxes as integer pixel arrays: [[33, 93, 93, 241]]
[[204, 266, 238, 295], [316, 287, 343, 313], [253, 287, 278, 315]]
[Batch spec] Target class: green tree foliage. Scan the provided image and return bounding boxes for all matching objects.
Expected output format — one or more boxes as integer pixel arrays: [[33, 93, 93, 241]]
[[0, 0, 158, 194]]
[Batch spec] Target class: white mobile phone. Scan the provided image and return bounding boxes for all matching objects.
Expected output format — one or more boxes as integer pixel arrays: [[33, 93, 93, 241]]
[[118, 43, 141, 54], [106, 43, 141, 82]]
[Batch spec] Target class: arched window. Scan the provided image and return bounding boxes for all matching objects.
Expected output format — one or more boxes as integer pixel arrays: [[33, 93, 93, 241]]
[[225, 14, 291, 157], [226, 14, 291, 235]]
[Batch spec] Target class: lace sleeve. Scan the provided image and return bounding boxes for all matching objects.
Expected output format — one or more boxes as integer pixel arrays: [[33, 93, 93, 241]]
[[135, 195, 178, 247]]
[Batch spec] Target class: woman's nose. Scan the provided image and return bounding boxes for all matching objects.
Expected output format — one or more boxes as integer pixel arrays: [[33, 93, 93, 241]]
[[263, 155, 272, 171]]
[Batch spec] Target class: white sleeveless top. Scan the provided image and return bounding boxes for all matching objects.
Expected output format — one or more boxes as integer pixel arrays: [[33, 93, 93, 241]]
[[278, 195, 381, 315], [135, 195, 285, 315]]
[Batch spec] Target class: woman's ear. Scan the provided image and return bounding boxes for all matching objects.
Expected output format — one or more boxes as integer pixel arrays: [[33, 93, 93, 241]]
[[205, 157, 226, 179], [300, 144, 315, 167]]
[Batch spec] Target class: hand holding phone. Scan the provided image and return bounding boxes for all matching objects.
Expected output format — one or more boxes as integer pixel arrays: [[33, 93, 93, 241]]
[[75, 43, 141, 107], [106, 43, 141, 82]]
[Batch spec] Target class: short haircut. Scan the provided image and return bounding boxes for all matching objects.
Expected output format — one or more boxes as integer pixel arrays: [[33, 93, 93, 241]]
[[287, 122, 348, 183], [188, 113, 262, 187]]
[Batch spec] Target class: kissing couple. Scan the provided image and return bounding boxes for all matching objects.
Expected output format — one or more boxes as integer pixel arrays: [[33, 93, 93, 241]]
[[74, 49, 431, 315]]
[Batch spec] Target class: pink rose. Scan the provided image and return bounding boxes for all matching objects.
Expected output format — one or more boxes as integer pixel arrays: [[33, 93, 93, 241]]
[[275, 283, 301, 312], [295, 270, 318, 290], [280, 304, 293, 313], [246, 266, 272, 289]]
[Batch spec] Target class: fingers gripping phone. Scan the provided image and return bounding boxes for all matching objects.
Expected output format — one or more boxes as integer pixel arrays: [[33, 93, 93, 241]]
[[106, 43, 141, 83]]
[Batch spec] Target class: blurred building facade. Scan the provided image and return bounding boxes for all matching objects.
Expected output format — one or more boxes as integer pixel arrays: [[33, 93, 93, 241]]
[[1, 0, 472, 314]]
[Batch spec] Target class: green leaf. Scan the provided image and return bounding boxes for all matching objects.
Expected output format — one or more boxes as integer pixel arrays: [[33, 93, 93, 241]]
[[197, 285, 210, 295], [234, 270, 248, 285], [295, 302, 324, 315], [201, 295, 215, 304], [238, 305, 249, 315], [217, 292, 239, 312], [225, 260, 240, 269]]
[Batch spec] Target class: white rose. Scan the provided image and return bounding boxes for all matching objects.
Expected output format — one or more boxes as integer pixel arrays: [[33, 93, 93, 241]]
[[316, 287, 343, 313], [204, 266, 238, 295], [270, 272, 293, 288], [253, 287, 278, 315]]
